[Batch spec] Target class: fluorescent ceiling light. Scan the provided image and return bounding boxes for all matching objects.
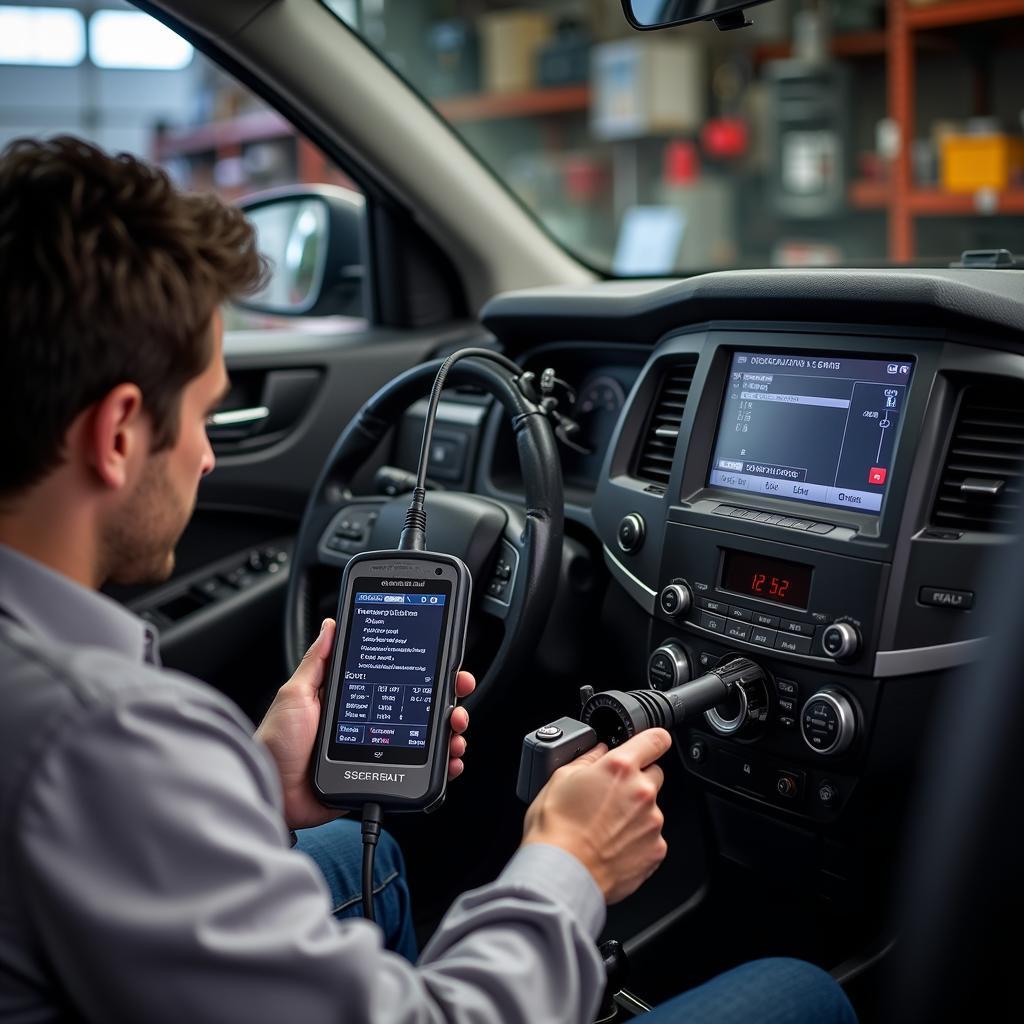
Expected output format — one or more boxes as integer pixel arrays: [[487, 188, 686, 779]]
[[0, 7, 86, 66], [89, 10, 193, 70]]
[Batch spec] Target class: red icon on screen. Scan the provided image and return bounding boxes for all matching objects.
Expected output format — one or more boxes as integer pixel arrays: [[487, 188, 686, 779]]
[[868, 467, 887, 485]]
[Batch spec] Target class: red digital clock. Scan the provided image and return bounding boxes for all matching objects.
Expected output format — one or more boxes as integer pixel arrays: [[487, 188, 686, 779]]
[[720, 549, 812, 609]]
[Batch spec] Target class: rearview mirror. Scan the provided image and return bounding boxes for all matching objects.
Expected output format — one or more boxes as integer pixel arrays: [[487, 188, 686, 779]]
[[237, 186, 365, 318], [623, 0, 775, 32]]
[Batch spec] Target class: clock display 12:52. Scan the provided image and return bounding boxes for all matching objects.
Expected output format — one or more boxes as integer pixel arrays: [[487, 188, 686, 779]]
[[720, 549, 813, 609]]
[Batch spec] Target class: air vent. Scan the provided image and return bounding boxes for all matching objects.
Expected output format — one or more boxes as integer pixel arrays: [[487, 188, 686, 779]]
[[932, 383, 1024, 533], [633, 358, 698, 491]]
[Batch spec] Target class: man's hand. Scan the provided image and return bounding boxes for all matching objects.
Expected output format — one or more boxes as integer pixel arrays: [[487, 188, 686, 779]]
[[255, 618, 476, 830], [521, 729, 671, 904]]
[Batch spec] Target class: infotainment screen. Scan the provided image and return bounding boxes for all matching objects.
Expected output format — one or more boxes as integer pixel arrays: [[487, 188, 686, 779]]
[[707, 352, 914, 515]]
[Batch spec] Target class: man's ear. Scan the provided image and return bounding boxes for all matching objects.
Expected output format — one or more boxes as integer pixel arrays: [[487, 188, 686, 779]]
[[85, 383, 148, 491]]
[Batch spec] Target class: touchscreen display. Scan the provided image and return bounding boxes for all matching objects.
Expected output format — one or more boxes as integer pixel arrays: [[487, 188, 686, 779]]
[[329, 578, 451, 765], [707, 352, 914, 515]]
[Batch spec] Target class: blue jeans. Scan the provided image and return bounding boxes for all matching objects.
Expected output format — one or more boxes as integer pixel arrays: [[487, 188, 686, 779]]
[[297, 823, 855, 1023], [294, 818, 418, 962], [643, 957, 857, 1023]]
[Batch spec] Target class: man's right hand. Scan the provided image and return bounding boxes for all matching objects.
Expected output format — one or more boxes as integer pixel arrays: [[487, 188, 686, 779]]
[[521, 728, 671, 905]]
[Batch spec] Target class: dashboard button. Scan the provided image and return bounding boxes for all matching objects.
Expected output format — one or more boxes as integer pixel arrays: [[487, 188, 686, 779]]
[[688, 740, 707, 764], [714, 505, 737, 516], [741, 510, 761, 520], [725, 621, 751, 641], [749, 626, 776, 647], [919, 586, 974, 610], [752, 611, 780, 628], [698, 651, 717, 669], [778, 715, 797, 730], [775, 517, 796, 527], [775, 678, 799, 698], [777, 696, 797, 715], [730, 508, 749, 518], [788, 519, 814, 531], [775, 633, 812, 655], [780, 619, 815, 637], [763, 515, 783, 524], [698, 597, 728, 614], [808, 522, 835, 534], [700, 611, 726, 634], [728, 605, 753, 622], [754, 513, 774, 523]]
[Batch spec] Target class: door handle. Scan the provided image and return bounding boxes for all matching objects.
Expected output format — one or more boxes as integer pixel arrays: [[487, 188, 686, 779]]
[[206, 405, 270, 439]]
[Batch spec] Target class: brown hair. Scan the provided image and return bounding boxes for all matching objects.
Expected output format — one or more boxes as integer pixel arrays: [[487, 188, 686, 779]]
[[0, 135, 266, 497]]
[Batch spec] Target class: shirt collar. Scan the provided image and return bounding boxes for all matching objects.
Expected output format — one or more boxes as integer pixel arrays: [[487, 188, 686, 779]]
[[0, 544, 158, 665]]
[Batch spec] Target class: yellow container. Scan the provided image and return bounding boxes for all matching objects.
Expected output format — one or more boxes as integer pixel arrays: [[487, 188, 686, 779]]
[[940, 134, 1024, 193]]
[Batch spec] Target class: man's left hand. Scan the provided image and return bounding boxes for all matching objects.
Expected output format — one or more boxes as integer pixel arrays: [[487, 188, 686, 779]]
[[255, 618, 476, 830]]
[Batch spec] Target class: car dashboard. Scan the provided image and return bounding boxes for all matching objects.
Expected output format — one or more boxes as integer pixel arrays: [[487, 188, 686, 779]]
[[453, 267, 1024, 924]]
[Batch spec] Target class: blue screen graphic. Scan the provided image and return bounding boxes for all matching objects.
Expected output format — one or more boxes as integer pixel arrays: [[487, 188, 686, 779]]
[[333, 583, 449, 761]]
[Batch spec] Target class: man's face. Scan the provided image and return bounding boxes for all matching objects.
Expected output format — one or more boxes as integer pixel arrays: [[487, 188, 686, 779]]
[[103, 313, 227, 585]]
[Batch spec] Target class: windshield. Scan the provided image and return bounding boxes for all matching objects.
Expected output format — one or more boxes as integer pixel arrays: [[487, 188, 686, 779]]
[[326, 0, 1024, 275]]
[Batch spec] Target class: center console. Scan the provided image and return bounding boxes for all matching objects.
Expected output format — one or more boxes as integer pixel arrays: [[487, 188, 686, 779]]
[[593, 326, 1017, 837]]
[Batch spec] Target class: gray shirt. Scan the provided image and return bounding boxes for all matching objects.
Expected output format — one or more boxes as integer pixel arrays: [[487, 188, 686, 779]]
[[0, 544, 605, 1023]]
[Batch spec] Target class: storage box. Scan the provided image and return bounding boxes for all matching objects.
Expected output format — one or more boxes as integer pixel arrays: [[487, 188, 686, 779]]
[[478, 11, 553, 94], [590, 38, 704, 141], [940, 134, 1024, 193]]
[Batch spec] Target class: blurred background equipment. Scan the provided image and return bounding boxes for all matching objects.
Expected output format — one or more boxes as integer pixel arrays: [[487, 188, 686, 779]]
[[2, 0, 1024, 276]]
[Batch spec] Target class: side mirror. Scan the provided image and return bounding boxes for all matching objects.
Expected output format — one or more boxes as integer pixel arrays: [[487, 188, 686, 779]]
[[237, 185, 366, 318]]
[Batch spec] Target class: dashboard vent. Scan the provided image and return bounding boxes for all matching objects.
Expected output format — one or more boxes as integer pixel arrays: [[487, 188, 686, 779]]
[[634, 358, 698, 491], [932, 383, 1024, 533]]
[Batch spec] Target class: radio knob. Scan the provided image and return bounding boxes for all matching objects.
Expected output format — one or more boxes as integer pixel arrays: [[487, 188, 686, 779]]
[[801, 690, 856, 756], [617, 513, 645, 554], [659, 582, 692, 618], [647, 643, 691, 691], [821, 622, 860, 661]]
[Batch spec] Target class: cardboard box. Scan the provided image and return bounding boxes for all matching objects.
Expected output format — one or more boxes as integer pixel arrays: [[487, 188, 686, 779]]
[[941, 134, 1024, 193], [478, 11, 553, 94], [590, 38, 704, 141]]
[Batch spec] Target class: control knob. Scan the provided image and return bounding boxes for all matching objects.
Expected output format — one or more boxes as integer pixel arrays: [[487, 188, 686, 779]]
[[821, 622, 860, 661], [659, 582, 692, 618], [617, 513, 645, 553], [647, 642, 691, 691], [801, 690, 856, 756], [704, 658, 769, 736]]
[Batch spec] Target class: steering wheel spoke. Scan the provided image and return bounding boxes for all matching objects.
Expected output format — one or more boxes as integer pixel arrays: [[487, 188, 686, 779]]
[[315, 499, 386, 568], [479, 536, 521, 621]]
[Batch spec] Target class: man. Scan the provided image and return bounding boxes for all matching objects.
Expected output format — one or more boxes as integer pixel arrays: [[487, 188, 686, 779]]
[[0, 136, 854, 1023]]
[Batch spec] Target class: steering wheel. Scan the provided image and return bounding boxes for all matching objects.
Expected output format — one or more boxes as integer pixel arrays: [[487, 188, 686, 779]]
[[284, 355, 564, 707]]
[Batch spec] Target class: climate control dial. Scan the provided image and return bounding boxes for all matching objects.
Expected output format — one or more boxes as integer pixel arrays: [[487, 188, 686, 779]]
[[801, 690, 856, 756], [647, 643, 691, 691]]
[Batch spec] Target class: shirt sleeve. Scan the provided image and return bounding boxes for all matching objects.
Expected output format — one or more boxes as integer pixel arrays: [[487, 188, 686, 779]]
[[14, 686, 606, 1024]]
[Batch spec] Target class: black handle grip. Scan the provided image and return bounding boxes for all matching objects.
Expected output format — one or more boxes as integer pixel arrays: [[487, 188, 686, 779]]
[[516, 717, 597, 803]]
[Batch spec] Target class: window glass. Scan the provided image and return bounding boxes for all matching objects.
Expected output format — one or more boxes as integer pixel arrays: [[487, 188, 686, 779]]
[[0, 0, 365, 332], [327, 0, 1024, 273]]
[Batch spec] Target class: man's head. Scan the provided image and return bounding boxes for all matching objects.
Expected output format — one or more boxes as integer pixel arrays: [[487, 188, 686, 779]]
[[0, 136, 266, 584]]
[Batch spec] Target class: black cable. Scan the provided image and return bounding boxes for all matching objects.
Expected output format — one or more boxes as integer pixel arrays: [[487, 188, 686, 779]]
[[399, 347, 524, 552], [360, 802, 383, 922]]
